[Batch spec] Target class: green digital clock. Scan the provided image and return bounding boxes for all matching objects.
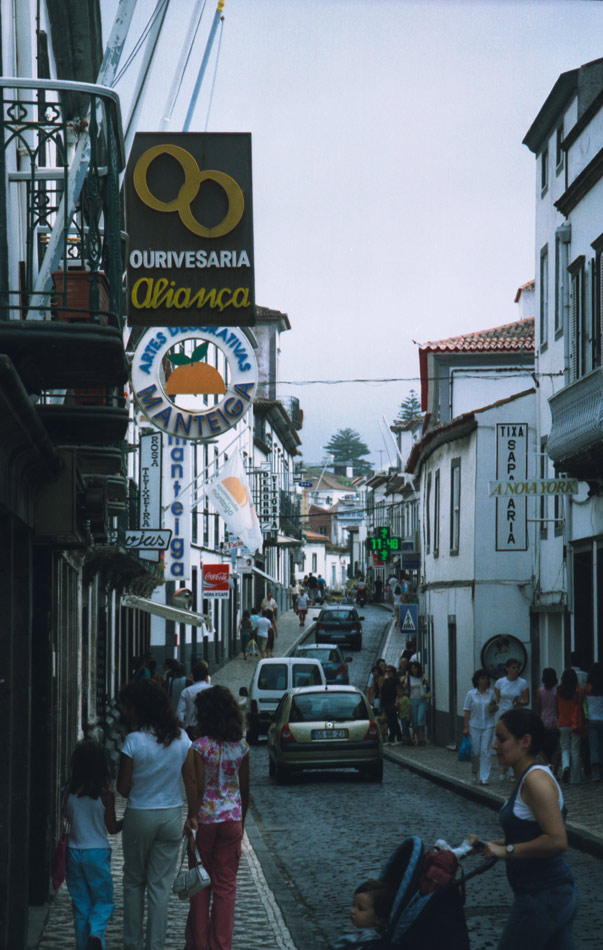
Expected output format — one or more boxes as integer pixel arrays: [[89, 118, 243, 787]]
[[366, 527, 401, 561]]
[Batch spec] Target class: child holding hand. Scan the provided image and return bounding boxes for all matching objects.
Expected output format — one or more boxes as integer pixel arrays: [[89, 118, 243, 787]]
[[329, 879, 393, 949], [65, 739, 122, 950]]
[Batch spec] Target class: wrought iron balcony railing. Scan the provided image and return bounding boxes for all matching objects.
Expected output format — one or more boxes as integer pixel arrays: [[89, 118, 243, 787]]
[[0, 77, 125, 326], [547, 367, 603, 480]]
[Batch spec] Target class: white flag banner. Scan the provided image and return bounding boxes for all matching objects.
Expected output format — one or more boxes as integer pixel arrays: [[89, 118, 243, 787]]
[[207, 451, 264, 553]]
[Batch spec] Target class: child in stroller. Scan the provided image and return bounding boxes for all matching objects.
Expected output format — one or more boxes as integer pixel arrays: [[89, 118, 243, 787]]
[[330, 879, 394, 949], [330, 836, 494, 950]]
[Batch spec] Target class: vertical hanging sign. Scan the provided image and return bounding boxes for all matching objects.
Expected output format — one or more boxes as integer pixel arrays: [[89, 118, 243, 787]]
[[495, 423, 528, 551], [163, 435, 191, 579], [139, 432, 162, 561]]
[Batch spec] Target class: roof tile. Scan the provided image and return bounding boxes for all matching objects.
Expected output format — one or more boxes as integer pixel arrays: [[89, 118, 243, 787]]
[[420, 317, 534, 355]]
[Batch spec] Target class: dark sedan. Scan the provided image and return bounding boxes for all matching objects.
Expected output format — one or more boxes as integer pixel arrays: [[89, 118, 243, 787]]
[[293, 644, 352, 684], [314, 606, 363, 651]]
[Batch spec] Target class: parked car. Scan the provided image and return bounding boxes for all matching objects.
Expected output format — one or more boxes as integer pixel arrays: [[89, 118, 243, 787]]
[[314, 606, 364, 651], [239, 657, 326, 744], [267, 685, 383, 783], [293, 643, 352, 684]]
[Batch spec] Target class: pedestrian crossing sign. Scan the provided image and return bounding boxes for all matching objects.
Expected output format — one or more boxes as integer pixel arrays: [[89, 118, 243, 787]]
[[400, 604, 418, 633]]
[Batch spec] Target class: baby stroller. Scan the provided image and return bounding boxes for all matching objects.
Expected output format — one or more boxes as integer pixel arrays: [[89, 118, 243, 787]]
[[332, 836, 495, 950], [378, 836, 495, 949]]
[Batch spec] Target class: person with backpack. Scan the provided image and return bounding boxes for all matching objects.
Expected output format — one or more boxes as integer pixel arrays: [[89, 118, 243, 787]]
[[237, 609, 254, 660]]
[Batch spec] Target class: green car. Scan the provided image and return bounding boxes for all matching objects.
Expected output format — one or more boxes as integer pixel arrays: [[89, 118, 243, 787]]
[[267, 685, 383, 784]]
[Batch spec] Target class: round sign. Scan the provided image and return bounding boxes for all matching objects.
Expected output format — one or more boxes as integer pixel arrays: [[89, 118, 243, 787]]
[[480, 634, 528, 680], [131, 325, 258, 441]]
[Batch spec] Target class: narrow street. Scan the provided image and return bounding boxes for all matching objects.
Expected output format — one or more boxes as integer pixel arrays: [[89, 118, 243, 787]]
[[38, 608, 603, 949]]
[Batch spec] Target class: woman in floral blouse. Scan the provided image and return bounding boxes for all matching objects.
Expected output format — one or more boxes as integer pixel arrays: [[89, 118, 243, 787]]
[[185, 685, 249, 950]]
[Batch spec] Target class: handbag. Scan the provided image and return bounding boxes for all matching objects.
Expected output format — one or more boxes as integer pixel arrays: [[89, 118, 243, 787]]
[[51, 789, 70, 890], [173, 840, 211, 900], [457, 734, 472, 762]]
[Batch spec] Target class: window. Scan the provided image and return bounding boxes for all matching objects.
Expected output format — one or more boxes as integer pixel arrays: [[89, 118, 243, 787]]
[[555, 123, 564, 172], [425, 472, 432, 554], [569, 256, 586, 380], [541, 146, 549, 195], [450, 459, 461, 554], [592, 236, 603, 370], [540, 244, 549, 349], [312, 553, 317, 572], [433, 469, 440, 558]]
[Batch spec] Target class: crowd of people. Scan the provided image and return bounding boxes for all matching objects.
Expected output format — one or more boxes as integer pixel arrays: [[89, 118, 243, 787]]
[[365, 643, 430, 747], [61, 677, 249, 950]]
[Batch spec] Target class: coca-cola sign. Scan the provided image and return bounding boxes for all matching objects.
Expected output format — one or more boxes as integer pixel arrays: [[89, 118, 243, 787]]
[[202, 563, 231, 598]]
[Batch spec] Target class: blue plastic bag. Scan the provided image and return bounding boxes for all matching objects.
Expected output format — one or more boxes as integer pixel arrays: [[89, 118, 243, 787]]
[[457, 734, 472, 763]]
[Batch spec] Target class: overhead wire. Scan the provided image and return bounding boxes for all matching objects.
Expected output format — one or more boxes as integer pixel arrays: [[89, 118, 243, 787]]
[[112, 0, 170, 87]]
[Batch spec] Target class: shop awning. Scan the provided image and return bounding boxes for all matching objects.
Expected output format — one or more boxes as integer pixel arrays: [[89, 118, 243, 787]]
[[122, 594, 213, 631], [276, 533, 302, 546], [251, 566, 280, 586]]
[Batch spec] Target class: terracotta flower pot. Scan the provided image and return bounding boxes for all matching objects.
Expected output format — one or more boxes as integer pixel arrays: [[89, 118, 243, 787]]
[[52, 269, 110, 323]]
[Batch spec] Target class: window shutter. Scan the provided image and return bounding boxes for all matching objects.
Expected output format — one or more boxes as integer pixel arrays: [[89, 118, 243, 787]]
[[570, 273, 578, 382], [599, 252, 603, 369]]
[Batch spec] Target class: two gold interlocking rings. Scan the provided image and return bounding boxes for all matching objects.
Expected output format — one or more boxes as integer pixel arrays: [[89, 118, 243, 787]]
[[133, 144, 245, 238]]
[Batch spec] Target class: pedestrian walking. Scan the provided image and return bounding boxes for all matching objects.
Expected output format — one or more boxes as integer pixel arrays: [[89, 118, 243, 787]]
[[381, 666, 403, 745], [178, 661, 212, 734], [462, 669, 497, 785], [392, 585, 403, 625], [185, 685, 250, 950], [556, 668, 584, 785], [494, 658, 529, 780], [255, 610, 273, 659], [261, 590, 278, 620], [468, 709, 578, 950], [117, 681, 199, 950], [289, 582, 298, 613], [536, 667, 560, 776], [407, 660, 429, 746], [237, 610, 254, 660], [297, 590, 309, 627], [265, 608, 278, 658], [585, 662, 603, 782], [167, 661, 189, 713], [64, 740, 122, 950]]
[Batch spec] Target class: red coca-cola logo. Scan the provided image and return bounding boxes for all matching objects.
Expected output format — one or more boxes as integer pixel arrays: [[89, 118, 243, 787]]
[[205, 570, 229, 582], [203, 564, 230, 590]]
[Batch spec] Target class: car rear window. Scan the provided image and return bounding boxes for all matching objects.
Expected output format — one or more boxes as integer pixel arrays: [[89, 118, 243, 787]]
[[289, 692, 368, 722], [257, 664, 287, 691], [321, 610, 354, 622], [297, 648, 339, 662], [291, 664, 323, 688]]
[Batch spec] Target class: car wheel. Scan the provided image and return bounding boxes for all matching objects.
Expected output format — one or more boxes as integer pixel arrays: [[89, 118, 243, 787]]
[[275, 760, 291, 785], [362, 761, 383, 782], [246, 723, 259, 745]]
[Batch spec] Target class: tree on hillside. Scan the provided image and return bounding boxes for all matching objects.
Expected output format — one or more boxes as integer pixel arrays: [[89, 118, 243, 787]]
[[324, 428, 373, 476], [396, 389, 421, 422]]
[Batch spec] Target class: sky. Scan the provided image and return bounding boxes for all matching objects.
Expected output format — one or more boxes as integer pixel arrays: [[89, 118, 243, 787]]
[[103, 0, 603, 468]]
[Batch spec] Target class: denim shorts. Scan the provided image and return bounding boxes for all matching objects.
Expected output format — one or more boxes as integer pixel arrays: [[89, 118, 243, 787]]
[[498, 881, 578, 950], [410, 697, 427, 727]]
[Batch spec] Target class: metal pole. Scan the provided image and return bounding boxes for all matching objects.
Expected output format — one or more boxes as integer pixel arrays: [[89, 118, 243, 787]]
[[160, 0, 207, 131], [124, 0, 173, 156], [182, 0, 225, 132]]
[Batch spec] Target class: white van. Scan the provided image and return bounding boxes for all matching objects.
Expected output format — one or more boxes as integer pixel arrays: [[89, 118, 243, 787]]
[[240, 657, 326, 743]]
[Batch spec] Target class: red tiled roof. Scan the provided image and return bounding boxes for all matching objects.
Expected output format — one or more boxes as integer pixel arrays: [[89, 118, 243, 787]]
[[418, 317, 534, 411], [514, 280, 535, 303], [420, 317, 534, 355]]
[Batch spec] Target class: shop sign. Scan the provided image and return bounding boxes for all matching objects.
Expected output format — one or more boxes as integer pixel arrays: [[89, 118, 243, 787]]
[[256, 470, 280, 530], [125, 529, 172, 550], [202, 563, 230, 598], [139, 431, 162, 561], [163, 436, 191, 579], [489, 477, 579, 496], [126, 132, 255, 326], [366, 526, 401, 562], [131, 325, 258, 441], [495, 423, 528, 551]]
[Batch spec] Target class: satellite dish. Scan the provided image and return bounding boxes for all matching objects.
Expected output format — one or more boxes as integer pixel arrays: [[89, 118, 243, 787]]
[[171, 588, 194, 610]]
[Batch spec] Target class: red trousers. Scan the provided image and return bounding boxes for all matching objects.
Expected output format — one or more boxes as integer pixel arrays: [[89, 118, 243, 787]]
[[185, 821, 243, 950]]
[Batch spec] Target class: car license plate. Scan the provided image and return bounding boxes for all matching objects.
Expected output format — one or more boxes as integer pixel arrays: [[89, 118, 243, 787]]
[[311, 728, 348, 740]]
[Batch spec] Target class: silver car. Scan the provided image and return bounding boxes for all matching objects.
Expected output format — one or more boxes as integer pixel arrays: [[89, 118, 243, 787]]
[[267, 685, 383, 784]]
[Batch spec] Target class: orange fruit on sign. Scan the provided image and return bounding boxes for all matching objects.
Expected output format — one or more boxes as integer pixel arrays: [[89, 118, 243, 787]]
[[165, 363, 226, 395], [222, 477, 248, 506]]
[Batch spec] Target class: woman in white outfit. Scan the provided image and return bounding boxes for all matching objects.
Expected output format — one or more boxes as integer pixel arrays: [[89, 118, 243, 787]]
[[463, 668, 498, 785], [118, 680, 199, 950], [494, 658, 529, 779]]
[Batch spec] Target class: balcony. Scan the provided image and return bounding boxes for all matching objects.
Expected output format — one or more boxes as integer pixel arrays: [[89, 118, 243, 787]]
[[547, 367, 603, 479]]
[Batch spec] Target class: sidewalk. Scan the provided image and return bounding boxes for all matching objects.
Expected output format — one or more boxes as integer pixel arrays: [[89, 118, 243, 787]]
[[33, 608, 316, 950], [378, 613, 603, 859]]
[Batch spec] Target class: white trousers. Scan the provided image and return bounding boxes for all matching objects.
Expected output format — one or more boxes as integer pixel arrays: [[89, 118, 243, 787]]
[[122, 806, 182, 950], [559, 727, 581, 784], [470, 725, 494, 783]]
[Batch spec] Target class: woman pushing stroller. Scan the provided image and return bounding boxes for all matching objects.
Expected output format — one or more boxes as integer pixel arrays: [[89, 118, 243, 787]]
[[468, 708, 578, 949]]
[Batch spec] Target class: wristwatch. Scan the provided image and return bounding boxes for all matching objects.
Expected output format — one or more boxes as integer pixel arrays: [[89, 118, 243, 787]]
[[506, 844, 515, 857]]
